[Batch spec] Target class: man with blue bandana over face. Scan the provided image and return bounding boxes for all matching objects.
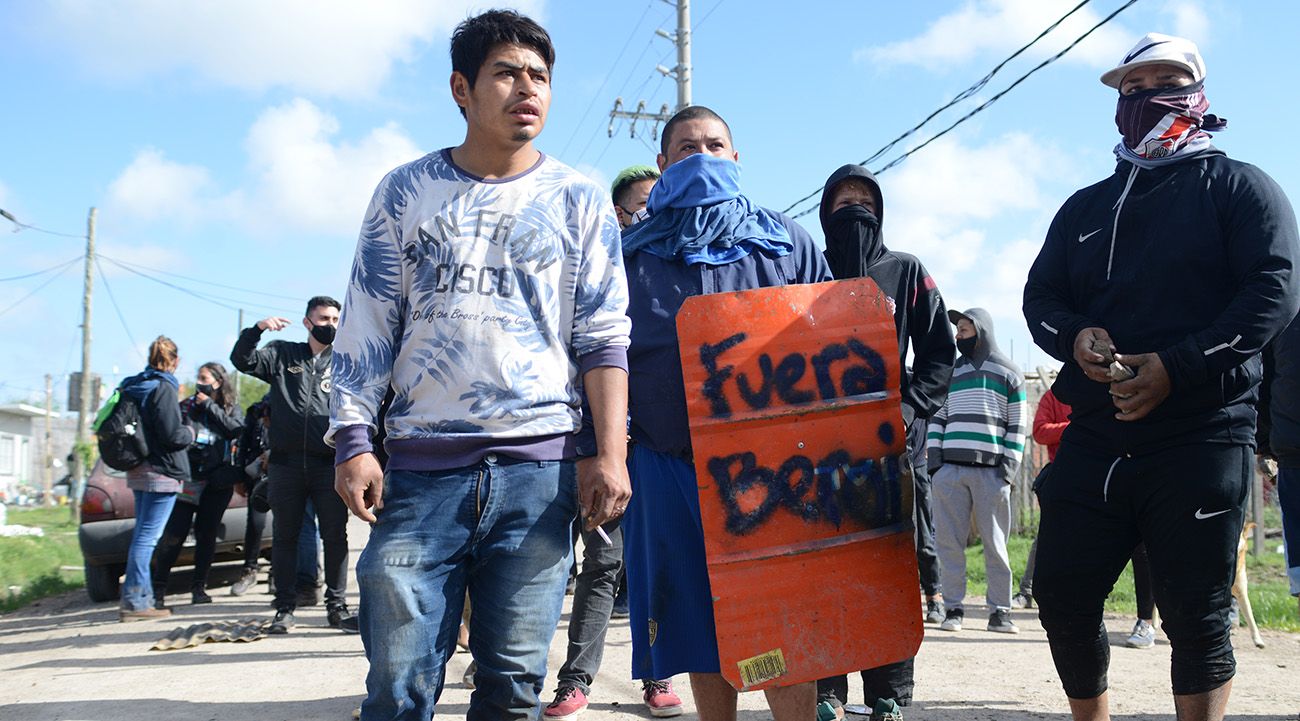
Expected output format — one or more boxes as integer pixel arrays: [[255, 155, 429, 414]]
[[619, 105, 832, 721]]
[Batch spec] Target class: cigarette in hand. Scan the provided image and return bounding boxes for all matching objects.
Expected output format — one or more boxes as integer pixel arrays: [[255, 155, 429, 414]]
[[595, 526, 613, 546]]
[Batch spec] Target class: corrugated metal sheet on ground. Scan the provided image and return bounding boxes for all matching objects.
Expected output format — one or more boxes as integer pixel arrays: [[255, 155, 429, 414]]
[[151, 618, 272, 650]]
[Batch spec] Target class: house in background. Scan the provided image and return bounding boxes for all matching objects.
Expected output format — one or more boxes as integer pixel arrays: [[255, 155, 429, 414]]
[[0, 404, 74, 502]]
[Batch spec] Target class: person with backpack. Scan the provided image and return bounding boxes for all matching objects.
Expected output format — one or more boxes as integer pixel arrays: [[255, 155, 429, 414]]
[[150, 362, 245, 606], [117, 336, 194, 621]]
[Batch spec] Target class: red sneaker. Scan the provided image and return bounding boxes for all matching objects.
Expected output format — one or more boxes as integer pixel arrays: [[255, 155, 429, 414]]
[[642, 679, 684, 717], [543, 685, 588, 720]]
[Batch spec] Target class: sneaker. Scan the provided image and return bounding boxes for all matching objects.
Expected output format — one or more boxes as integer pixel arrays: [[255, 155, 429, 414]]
[[153, 594, 167, 611], [924, 599, 943, 624], [641, 679, 683, 717], [1125, 619, 1155, 648], [192, 588, 213, 605], [119, 606, 172, 622], [871, 698, 904, 721], [987, 609, 1020, 634], [328, 604, 360, 634], [296, 585, 322, 607], [939, 607, 963, 632], [269, 608, 295, 635], [230, 567, 258, 596], [1010, 592, 1034, 609], [816, 700, 843, 721], [543, 685, 588, 720], [611, 597, 630, 619]]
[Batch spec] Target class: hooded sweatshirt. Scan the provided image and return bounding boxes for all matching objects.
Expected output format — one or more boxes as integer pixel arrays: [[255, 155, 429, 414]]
[[820, 164, 955, 424], [926, 308, 1026, 481], [119, 367, 194, 485], [1024, 149, 1300, 455]]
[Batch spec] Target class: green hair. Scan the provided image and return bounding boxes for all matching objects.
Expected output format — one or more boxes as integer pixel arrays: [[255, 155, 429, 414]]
[[610, 165, 661, 206]]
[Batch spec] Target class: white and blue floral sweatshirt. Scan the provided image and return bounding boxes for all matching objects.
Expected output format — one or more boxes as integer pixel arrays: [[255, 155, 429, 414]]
[[327, 149, 631, 470]]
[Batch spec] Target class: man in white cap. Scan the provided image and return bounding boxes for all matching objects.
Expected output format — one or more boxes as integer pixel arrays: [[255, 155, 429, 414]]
[[1024, 33, 1299, 721]]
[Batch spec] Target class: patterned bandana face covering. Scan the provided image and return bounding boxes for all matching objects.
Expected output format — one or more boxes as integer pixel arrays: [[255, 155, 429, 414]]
[[1114, 80, 1227, 162]]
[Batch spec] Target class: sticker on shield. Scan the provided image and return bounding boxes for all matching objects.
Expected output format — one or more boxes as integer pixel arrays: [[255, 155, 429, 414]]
[[676, 277, 923, 691]]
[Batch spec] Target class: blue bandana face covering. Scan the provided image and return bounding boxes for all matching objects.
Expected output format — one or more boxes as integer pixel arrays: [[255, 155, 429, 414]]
[[621, 153, 793, 265]]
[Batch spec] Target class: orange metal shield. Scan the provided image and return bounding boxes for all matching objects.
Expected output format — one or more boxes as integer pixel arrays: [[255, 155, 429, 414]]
[[676, 278, 922, 691]]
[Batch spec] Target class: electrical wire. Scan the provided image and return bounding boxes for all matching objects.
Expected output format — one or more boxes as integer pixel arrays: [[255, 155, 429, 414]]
[[98, 252, 304, 302], [559, 1, 656, 160], [100, 256, 299, 316], [0, 261, 77, 317], [0, 256, 82, 282], [93, 257, 145, 362], [783, 0, 1138, 218], [0, 211, 86, 239]]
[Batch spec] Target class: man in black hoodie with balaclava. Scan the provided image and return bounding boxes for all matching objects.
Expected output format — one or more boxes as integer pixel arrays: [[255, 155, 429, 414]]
[[815, 165, 956, 719], [1024, 33, 1299, 721]]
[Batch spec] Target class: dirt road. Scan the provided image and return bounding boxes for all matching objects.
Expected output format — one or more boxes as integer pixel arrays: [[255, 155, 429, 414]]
[[2, 518, 1297, 720]]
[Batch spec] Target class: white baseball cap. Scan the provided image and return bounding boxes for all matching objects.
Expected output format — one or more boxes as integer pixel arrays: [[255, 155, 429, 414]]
[[1100, 32, 1206, 89]]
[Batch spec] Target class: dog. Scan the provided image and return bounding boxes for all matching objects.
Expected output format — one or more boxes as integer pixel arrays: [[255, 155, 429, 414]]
[[1232, 521, 1265, 649]]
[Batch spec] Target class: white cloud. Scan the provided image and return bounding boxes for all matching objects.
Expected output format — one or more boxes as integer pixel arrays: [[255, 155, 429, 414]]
[[243, 98, 424, 233], [856, 0, 1208, 72], [106, 149, 217, 223], [877, 132, 1072, 346], [1166, 1, 1211, 43], [39, 0, 545, 98], [102, 99, 425, 237]]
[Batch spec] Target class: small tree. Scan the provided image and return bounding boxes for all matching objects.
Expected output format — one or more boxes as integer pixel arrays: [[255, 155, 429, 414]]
[[237, 374, 270, 412]]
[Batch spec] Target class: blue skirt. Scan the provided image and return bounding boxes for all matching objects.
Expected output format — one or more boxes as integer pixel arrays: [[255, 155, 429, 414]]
[[623, 444, 721, 679]]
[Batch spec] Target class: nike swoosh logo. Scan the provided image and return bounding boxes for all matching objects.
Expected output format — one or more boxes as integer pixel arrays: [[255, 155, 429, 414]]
[[1194, 508, 1231, 520], [1124, 40, 1170, 64], [1078, 228, 1103, 243]]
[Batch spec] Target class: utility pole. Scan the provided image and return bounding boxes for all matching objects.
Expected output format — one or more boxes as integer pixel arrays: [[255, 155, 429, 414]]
[[608, 0, 692, 141], [72, 207, 96, 520], [43, 374, 53, 507]]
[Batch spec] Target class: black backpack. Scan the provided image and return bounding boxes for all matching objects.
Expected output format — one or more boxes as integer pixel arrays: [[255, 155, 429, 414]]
[[94, 389, 150, 471]]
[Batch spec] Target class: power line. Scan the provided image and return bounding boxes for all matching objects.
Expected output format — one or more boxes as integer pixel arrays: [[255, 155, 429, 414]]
[[0, 261, 77, 317], [783, 0, 1137, 218], [0, 256, 82, 282], [0, 210, 86, 239], [98, 252, 304, 302], [559, 1, 656, 160], [100, 256, 299, 316], [94, 257, 145, 363]]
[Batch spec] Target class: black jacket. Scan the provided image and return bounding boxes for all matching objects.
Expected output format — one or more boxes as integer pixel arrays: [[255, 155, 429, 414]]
[[1269, 316, 1300, 464], [180, 395, 244, 481], [1025, 150, 1300, 454], [121, 369, 193, 482], [231, 327, 333, 464], [820, 164, 956, 423]]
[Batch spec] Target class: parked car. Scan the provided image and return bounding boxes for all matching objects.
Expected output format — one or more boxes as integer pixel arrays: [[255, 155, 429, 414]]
[[77, 460, 270, 602]]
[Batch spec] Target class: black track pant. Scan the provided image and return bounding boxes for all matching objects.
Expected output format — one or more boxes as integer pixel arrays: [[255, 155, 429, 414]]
[[817, 658, 914, 708], [1035, 440, 1249, 698]]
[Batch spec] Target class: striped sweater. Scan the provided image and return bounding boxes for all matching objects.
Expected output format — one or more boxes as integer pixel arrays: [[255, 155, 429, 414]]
[[926, 308, 1026, 481]]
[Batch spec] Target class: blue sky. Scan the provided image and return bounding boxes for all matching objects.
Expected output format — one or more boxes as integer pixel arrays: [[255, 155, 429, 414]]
[[1, 0, 1297, 406]]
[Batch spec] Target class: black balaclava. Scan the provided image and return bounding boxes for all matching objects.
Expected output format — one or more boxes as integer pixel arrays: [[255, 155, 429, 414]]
[[819, 164, 886, 281]]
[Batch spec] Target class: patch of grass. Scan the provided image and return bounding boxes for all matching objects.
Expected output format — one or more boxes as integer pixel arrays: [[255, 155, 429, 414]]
[[0, 507, 84, 612], [961, 535, 1298, 632]]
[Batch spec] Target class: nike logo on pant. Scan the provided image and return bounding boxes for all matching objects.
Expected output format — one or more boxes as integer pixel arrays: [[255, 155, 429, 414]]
[[1194, 508, 1230, 520]]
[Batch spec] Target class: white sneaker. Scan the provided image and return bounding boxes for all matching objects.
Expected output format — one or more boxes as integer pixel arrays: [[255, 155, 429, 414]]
[[939, 608, 963, 632], [1125, 620, 1155, 649]]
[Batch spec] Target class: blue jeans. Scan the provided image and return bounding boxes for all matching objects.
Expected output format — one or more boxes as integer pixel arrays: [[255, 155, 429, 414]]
[[1280, 466, 1300, 596], [121, 490, 177, 611], [357, 456, 577, 721]]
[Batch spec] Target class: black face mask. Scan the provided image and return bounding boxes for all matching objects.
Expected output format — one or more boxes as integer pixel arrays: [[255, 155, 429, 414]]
[[956, 335, 980, 357], [195, 383, 216, 397], [311, 324, 336, 345], [824, 205, 883, 280]]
